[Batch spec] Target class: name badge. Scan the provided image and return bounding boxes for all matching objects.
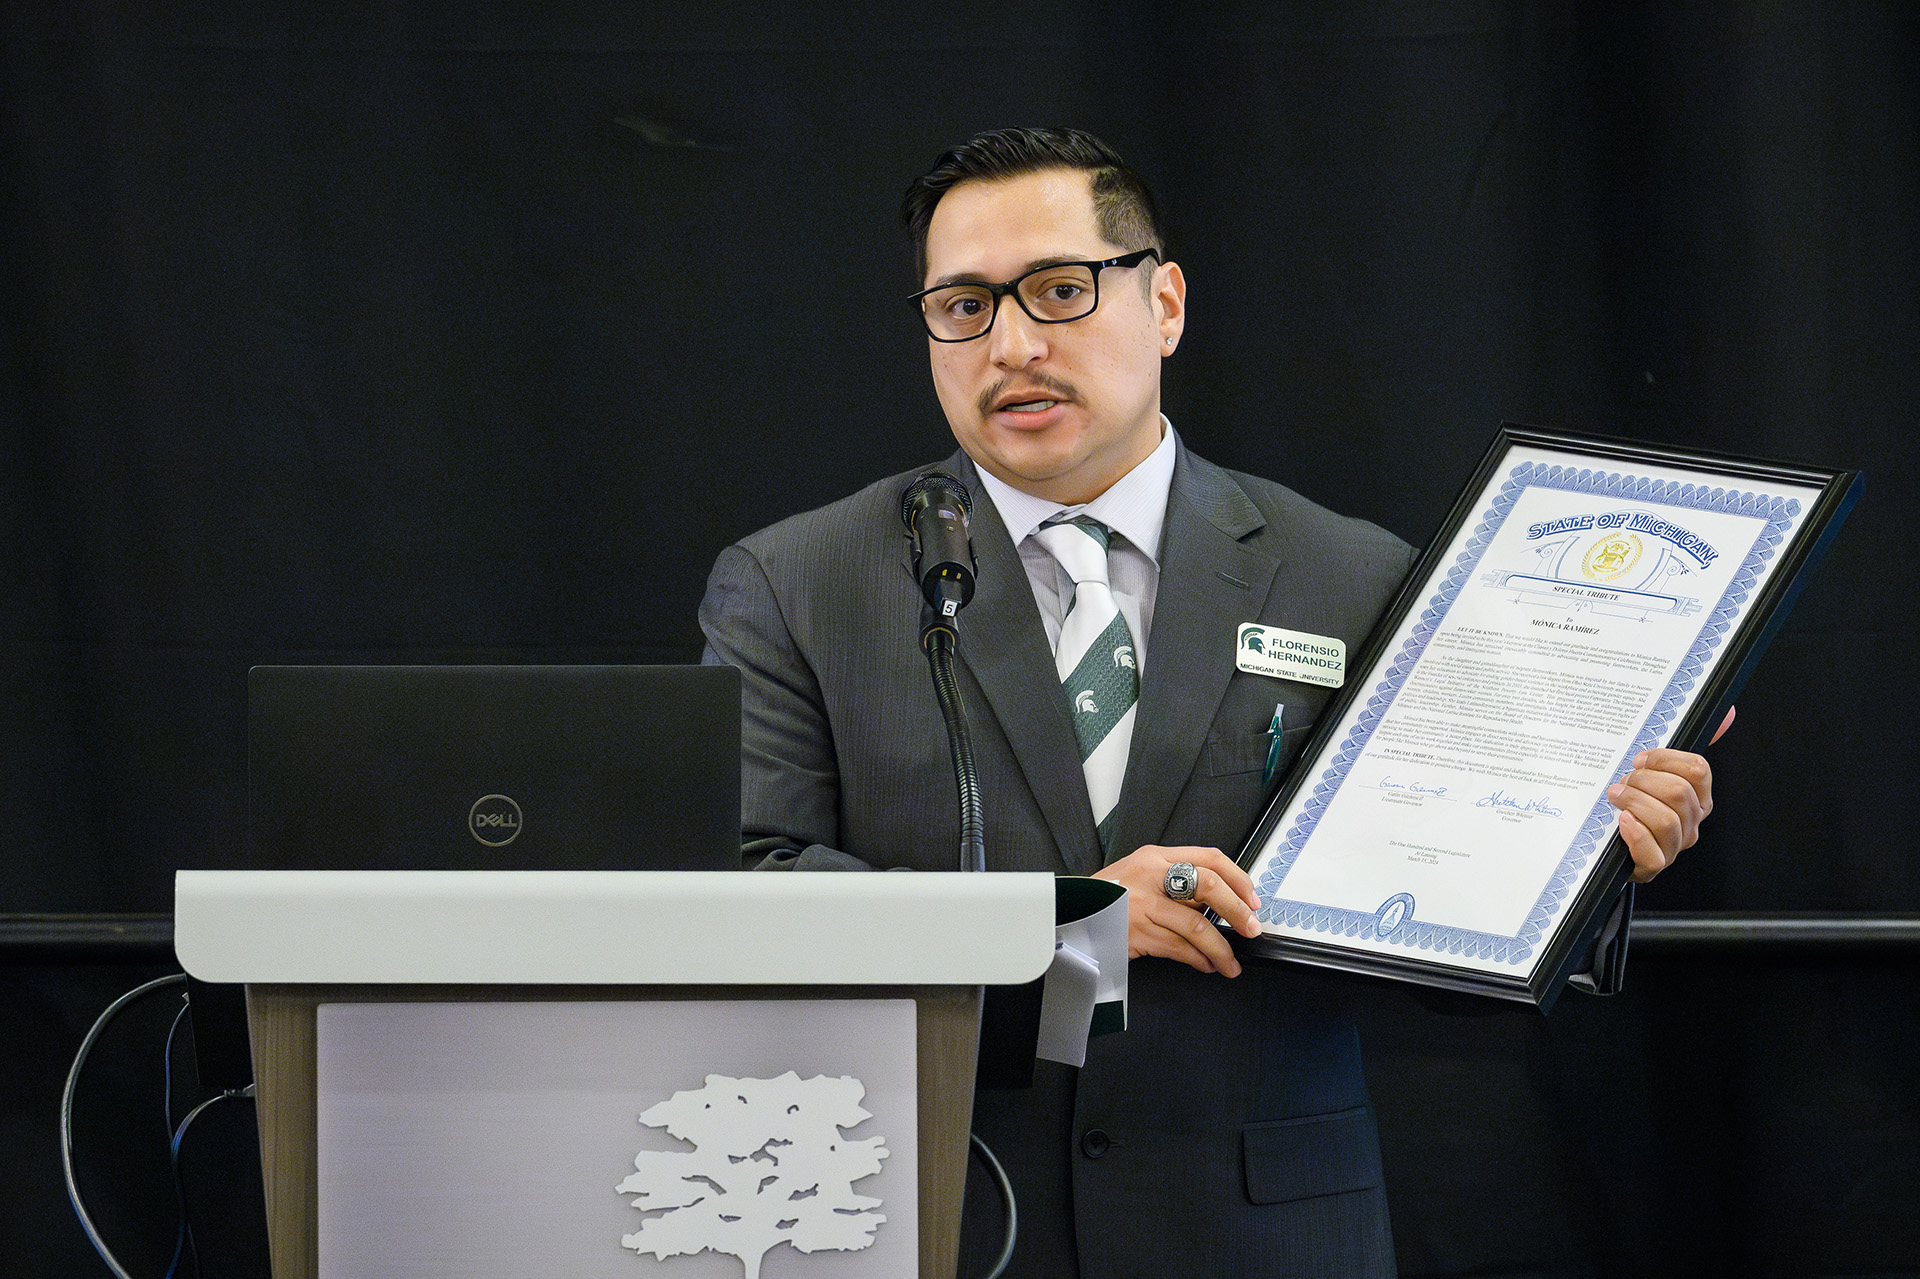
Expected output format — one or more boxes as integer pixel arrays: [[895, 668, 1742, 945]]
[[1236, 624, 1346, 688]]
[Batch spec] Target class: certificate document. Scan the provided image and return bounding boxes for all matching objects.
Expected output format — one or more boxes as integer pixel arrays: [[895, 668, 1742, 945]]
[[1238, 427, 1858, 1004]]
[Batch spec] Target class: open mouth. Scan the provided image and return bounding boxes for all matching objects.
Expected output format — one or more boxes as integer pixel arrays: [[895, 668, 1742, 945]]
[[979, 374, 1076, 420]]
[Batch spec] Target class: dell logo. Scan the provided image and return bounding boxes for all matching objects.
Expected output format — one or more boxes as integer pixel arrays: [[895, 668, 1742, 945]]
[[469, 794, 523, 846]]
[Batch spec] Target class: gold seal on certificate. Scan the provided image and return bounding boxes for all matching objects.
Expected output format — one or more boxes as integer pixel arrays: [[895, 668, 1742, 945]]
[[1234, 425, 1861, 1008]]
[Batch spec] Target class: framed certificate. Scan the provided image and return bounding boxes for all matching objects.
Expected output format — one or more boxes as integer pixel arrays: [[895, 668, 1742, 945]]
[[1235, 425, 1860, 1007]]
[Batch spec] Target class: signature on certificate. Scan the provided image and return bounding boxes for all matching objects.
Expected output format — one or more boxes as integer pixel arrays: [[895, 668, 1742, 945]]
[[1378, 775, 1449, 797], [1474, 789, 1564, 818]]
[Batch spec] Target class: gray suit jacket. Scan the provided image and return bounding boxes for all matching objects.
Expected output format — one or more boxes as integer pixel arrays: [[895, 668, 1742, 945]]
[[701, 441, 1415, 1278]]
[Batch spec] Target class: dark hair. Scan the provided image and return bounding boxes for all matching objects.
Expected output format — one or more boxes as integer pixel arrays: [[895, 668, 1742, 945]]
[[901, 127, 1167, 280]]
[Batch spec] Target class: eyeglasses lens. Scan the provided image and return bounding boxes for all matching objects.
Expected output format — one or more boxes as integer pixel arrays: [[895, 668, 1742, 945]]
[[922, 264, 1099, 340]]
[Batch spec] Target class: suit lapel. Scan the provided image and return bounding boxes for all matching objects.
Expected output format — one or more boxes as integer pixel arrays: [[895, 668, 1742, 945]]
[[1106, 446, 1281, 863], [909, 454, 1103, 875]]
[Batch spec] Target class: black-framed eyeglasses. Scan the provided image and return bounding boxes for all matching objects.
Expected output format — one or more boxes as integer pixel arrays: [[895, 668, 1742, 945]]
[[909, 248, 1161, 342]]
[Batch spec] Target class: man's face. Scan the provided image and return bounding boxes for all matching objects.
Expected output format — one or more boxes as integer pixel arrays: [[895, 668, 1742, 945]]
[[921, 168, 1185, 506]]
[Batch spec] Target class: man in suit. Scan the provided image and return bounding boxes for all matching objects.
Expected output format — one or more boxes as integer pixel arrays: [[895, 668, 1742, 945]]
[[699, 128, 1715, 1277]]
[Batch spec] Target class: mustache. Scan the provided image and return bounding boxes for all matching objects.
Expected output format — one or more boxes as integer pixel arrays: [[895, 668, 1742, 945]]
[[977, 372, 1078, 418]]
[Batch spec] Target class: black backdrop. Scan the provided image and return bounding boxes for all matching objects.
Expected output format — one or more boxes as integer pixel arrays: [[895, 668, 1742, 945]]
[[6, 2, 1917, 1274]]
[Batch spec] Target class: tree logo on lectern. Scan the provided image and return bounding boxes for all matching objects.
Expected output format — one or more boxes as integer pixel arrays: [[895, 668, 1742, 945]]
[[616, 1071, 889, 1278]]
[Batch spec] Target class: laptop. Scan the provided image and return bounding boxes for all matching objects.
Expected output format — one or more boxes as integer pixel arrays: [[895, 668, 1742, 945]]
[[246, 665, 741, 873]]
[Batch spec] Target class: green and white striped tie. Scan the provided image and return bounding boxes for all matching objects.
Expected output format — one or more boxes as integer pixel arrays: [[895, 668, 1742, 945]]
[[1036, 517, 1138, 852]]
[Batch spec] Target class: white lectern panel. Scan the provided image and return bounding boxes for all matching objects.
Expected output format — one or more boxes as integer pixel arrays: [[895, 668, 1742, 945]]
[[317, 999, 916, 1279], [174, 870, 1055, 986]]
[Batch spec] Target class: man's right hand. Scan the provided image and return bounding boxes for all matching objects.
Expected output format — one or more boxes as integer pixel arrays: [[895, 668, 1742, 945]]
[[1092, 845, 1262, 977]]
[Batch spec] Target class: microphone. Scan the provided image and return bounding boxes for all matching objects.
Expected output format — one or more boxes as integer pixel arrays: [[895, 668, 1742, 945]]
[[900, 473, 976, 620], [902, 472, 987, 874]]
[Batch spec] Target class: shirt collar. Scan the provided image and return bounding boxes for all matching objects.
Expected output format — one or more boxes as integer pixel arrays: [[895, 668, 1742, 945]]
[[974, 416, 1177, 564]]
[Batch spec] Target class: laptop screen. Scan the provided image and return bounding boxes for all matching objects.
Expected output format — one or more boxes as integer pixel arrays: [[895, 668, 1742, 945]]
[[247, 665, 741, 873]]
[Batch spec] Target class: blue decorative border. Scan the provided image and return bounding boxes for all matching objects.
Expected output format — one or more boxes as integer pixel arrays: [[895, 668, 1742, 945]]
[[1255, 463, 1802, 966]]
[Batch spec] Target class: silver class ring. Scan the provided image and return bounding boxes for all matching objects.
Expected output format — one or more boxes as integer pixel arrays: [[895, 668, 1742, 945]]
[[1164, 861, 1199, 902]]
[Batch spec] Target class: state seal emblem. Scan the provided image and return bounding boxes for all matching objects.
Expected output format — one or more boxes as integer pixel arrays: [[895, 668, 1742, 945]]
[[1581, 532, 1643, 582]]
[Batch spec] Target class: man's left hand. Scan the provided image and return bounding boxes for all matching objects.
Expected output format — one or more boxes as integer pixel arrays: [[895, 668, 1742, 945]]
[[1091, 845, 1261, 977], [1604, 705, 1732, 882]]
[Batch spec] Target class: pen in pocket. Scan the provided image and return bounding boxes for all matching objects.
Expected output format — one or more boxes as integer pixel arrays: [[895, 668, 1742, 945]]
[[1262, 704, 1285, 785]]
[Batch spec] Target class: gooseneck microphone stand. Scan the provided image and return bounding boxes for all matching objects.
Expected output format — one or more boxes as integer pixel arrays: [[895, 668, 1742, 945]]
[[917, 583, 1021, 1267], [900, 473, 986, 873], [924, 613, 1017, 1277], [920, 601, 987, 874], [900, 476, 1015, 1277]]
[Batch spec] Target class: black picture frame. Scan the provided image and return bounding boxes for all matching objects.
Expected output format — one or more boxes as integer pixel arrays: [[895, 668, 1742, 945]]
[[1233, 424, 1862, 1009]]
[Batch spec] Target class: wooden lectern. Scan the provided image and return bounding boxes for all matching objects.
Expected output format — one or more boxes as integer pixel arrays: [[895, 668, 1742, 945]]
[[174, 870, 1054, 1279]]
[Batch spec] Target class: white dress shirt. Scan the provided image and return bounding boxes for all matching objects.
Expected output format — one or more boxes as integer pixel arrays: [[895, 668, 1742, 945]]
[[973, 418, 1177, 672]]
